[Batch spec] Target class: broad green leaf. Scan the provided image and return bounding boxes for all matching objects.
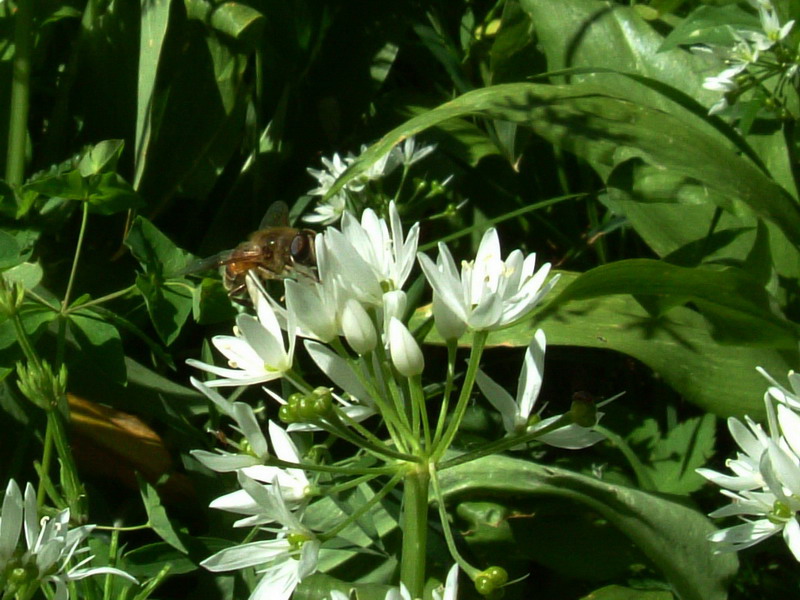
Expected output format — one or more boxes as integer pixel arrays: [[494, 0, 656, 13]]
[[134, 0, 172, 190], [68, 311, 127, 384], [124, 539, 228, 577], [437, 454, 738, 600], [134, 13, 248, 202], [414, 271, 795, 417], [23, 169, 86, 200], [457, 498, 643, 580], [0, 305, 56, 352], [583, 586, 674, 600], [125, 216, 194, 277], [544, 259, 799, 347], [2, 261, 43, 289], [84, 171, 143, 215], [630, 414, 716, 494], [78, 139, 125, 176], [192, 278, 236, 325], [327, 82, 800, 248], [659, 4, 760, 51], [138, 477, 189, 554], [136, 274, 193, 345], [0, 230, 21, 269], [520, 0, 718, 121], [184, 0, 265, 46]]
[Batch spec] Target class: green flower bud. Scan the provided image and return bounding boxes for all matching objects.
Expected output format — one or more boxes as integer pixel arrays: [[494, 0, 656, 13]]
[[483, 566, 508, 586], [570, 391, 597, 428], [16, 360, 68, 411], [287, 392, 305, 409], [297, 396, 317, 421], [279, 403, 298, 424], [475, 573, 494, 596], [311, 387, 333, 417], [0, 279, 25, 318]]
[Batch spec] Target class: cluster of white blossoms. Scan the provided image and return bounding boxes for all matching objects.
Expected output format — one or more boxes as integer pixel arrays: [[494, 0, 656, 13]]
[[0, 480, 136, 599], [698, 367, 800, 560], [188, 200, 604, 599], [304, 137, 437, 225], [696, 0, 797, 115]]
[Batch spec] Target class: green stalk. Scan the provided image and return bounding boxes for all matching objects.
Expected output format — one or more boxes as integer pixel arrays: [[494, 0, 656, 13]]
[[432, 339, 458, 447], [432, 330, 488, 462], [324, 471, 403, 540], [5, 0, 33, 186], [410, 374, 432, 450], [399, 464, 430, 599], [429, 463, 479, 579]]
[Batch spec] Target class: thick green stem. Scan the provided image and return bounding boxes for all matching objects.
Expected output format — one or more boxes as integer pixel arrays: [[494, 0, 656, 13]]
[[400, 465, 430, 599], [6, 0, 33, 186]]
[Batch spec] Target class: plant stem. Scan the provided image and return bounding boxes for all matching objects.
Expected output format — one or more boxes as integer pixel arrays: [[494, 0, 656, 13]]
[[6, 0, 33, 186], [63, 202, 90, 310], [399, 464, 430, 599], [432, 330, 488, 462]]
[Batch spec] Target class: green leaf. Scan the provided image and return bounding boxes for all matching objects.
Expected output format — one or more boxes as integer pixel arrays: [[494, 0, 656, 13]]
[[68, 311, 126, 384], [184, 0, 265, 46], [192, 278, 236, 325], [415, 271, 796, 417], [125, 216, 194, 277], [138, 477, 189, 554], [135, 274, 193, 345], [0, 230, 22, 269], [520, 0, 718, 118], [78, 139, 125, 176], [328, 82, 800, 249], [630, 414, 716, 494], [659, 4, 760, 51], [84, 171, 143, 215], [583, 586, 674, 600], [437, 454, 738, 600], [124, 540, 228, 577], [544, 259, 799, 347], [134, 0, 172, 190], [2, 262, 43, 289]]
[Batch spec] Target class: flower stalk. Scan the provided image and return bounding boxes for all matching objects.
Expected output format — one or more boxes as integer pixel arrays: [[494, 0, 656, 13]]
[[399, 464, 431, 599]]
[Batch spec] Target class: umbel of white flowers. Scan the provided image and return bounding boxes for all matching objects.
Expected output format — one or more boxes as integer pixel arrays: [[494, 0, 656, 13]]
[[186, 199, 609, 600], [698, 367, 800, 560], [0, 480, 136, 599]]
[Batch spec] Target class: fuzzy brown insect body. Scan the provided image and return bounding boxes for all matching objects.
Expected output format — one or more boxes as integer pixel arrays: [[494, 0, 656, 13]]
[[183, 202, 317, 297]]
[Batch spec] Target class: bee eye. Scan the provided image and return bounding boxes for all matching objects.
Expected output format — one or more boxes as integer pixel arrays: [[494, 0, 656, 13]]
[[290, 235, 312, 263]]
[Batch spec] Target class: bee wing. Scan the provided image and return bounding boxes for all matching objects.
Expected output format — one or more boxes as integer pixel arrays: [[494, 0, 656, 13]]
[[177, 248, 262, 277], [259, 200, 290, 229]]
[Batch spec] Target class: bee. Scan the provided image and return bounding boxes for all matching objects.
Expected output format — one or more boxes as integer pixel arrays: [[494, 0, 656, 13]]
[[184, 201, 317, 297]]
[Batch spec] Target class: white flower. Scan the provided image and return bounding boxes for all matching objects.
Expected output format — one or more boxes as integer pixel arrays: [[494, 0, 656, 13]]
[[0, 480, 136, 599], [696, 415, 770, 492], [342, 298, 378, 355], [211, 439, 312, 528], [202, 480, 320, 600], [698, 383, 800, 561], [187, 278, 296, 387], [189, 378, 270, 472], [433, 564, 460, 600], [325, 201, 419, 304], [304, 194, 347, 225], [388, 317, 424, 377], [398, 137, 436, 167], [476, 330, 603, 449], [418, 228, 559, 332], [307, 153, 350, 197], [758, 366, 800, 411]]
